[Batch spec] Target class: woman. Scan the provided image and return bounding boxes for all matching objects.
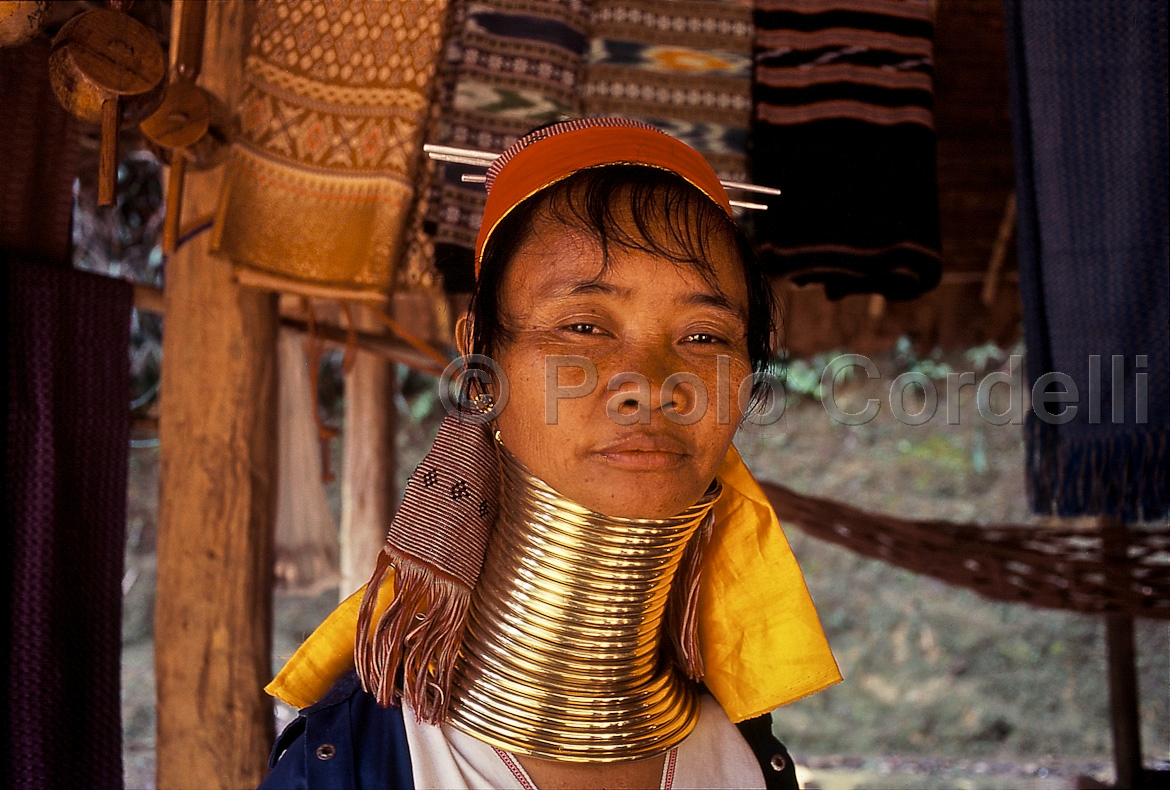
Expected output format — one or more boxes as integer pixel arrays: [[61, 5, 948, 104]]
[[260, 118, 839, 790]]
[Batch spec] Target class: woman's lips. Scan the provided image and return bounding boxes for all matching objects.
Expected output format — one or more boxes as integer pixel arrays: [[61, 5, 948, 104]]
[[593, 435, 689, 470]]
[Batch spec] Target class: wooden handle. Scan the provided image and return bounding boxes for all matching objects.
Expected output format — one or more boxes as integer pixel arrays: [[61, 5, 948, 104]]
[[175, 0, 208, 80], [162, 153, 187, 253], [98, 95, 120, 206]]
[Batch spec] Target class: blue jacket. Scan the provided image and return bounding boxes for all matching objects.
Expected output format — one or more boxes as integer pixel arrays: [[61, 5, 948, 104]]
[[260, 672, 799, 790]]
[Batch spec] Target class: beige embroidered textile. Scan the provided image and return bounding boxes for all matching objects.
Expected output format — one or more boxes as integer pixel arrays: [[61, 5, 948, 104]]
[[212, 0, 448, 298]]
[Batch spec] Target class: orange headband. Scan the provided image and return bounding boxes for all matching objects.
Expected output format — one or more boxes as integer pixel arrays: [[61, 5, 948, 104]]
[[473, 119, 733, 276]]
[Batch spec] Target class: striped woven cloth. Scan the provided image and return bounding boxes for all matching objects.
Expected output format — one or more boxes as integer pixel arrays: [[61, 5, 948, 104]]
[[579, 0, 755, 181], [750, 0, 941, 299], [429, 0, 593, 292]]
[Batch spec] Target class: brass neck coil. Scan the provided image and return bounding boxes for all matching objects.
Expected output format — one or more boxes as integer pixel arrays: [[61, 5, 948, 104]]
[[447, 442, 721, 762]]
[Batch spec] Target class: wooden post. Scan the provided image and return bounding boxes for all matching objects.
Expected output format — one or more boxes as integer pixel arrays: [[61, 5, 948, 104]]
[[339, 309, 399, 599], [1102, 516, 1144, 790], [154, 3, 276, 788], [1106, 615, 1143, 789]]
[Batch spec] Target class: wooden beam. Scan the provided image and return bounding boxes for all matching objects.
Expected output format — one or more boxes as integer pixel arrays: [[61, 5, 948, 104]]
[[279, 316, 447, 377], [154, 3, 275, 788], [133, 284, 448, 376]]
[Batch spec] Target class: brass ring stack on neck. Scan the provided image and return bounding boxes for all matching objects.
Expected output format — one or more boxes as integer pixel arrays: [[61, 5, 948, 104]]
[[446, 439, 721, 762]]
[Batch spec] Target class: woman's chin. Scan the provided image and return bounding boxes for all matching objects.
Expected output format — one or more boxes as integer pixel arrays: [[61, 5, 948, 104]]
[[559, 464, 712, 520]]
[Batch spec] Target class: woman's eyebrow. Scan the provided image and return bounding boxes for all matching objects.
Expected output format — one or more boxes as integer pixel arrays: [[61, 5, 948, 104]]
[[681, 290, 747, 320], [538, 281, 745, 319], [567, 280, 623, 296]]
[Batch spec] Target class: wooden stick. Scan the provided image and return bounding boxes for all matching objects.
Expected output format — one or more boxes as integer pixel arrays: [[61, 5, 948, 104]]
[[279, 317, 447, 377], [98, 96, 119, 206], [162, 153, 186, 254], [133, 282, 166, 315], [981, 190, 1016, 306], [175, 0, 207, 79], [1101, 516, 1144, 790]]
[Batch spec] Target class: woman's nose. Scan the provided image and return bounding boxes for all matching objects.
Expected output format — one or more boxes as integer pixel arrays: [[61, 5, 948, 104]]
[[604, 345, 700, 422]]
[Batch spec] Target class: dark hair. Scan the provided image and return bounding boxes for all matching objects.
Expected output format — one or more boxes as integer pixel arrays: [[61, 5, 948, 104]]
[[465, 165, 779, 406]]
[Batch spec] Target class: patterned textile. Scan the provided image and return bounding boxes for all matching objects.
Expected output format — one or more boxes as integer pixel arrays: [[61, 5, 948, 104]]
[[751, 0, 941, 300], [212, 0, 449, 298], [355, 411, 501, 722], [579, 0, 755, 180], [428, 0, 593, 292], [1004, 0, 1168, 521], [5, 259, 132, 790], [0, 37, 81, 265]]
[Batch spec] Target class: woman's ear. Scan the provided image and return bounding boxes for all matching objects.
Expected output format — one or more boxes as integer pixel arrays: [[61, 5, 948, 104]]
[[454, 313, 473, 358]]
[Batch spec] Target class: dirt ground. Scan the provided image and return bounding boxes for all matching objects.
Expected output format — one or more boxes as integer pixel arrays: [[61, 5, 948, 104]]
[[121, 345, 1168, 790]]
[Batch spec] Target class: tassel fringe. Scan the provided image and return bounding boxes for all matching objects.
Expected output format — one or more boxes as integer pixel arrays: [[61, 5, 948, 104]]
[[355, 547, 471, 723], [1026, 416, 1169, 522], [667, 510, 715, 680]]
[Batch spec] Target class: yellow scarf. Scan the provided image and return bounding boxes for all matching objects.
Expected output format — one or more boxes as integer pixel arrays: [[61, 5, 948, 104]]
[[266, 444, 840, 722]]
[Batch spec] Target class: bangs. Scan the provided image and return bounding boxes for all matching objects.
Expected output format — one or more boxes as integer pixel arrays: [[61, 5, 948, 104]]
[[531, 165, 739, 288]]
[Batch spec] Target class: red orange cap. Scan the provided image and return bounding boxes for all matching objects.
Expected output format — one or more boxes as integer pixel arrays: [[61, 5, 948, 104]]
[[473, 118, 733, 275]]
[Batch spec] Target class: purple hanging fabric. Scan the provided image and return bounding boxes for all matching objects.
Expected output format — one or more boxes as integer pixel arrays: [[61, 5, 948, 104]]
[[1004, 0, 1168, 521], [5, 259, 132, 789]]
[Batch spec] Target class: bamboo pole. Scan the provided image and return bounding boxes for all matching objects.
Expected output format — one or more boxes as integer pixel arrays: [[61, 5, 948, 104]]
[[154, 3, 276, 788]]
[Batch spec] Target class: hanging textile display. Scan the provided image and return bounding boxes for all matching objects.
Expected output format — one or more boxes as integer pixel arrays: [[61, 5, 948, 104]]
[[427, 0, 593, 293], [751, 0, 940, 300], [5, 260, 132, 790], [0, 36, 81, 264], [578, 0, 754, 181], [1004, 0, 1168, 521], [212, 0, 449, 300]]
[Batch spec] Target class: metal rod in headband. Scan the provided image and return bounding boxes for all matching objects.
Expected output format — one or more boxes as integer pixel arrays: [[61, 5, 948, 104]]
[[430, 144, 782, 202], [729, 200, 768, 211], [720, 179, 782, 196]]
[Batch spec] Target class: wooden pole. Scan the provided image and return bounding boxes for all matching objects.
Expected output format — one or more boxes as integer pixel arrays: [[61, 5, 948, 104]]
[[1102, 516, 1144, 789], [339, 310, 399, 599], [154, 3, 275, 788], [1106, 614, 1143, 789]]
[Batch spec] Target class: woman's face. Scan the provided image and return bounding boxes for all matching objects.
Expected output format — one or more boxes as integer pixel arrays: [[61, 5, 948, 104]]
[[488, 211, 753, 519]]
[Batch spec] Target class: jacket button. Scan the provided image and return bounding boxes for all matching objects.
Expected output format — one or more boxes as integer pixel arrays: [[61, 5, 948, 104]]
[[770, 754, 787, 772], [316, 743, 337, 760]]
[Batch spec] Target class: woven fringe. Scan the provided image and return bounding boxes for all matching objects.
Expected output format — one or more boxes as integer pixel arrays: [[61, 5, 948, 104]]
[[1025, 415, 1169, 523], [354, 547, 471, 723], [667, 510, 715, 680]]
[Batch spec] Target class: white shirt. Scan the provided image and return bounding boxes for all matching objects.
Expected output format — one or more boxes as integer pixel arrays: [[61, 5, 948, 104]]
[[403, 694, 767, 790]]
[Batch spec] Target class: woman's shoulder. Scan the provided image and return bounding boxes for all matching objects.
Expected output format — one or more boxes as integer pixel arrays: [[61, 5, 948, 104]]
[[259, 671, 415, 790]]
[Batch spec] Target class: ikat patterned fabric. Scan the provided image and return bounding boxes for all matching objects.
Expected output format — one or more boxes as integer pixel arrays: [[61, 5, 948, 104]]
[[580, 0, 754, 181], [211, 0, 449, 297], [751, 0, 941, 300], [429, 0, 593, 292]]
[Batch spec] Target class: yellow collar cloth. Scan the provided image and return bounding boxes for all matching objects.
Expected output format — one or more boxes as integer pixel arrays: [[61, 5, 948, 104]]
[[267, 445, 841, 722]]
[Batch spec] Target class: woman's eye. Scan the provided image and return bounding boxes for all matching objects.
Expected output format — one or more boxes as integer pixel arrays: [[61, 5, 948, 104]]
[[566, 323, 600, 334], [684, 332, 720, 344]]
